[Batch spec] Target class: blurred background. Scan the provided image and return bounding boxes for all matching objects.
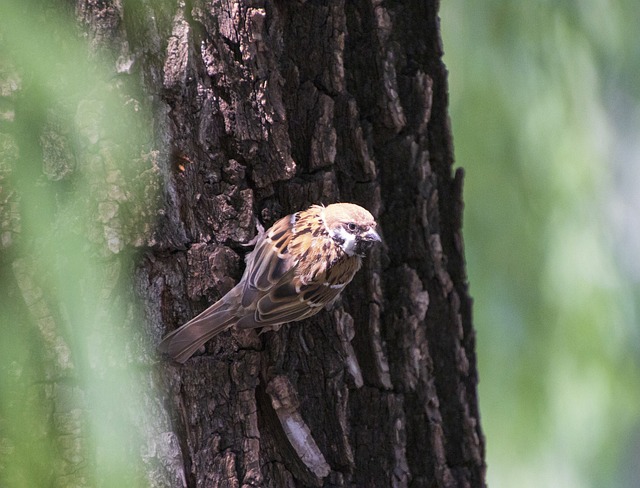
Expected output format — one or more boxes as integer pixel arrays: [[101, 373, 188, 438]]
[[0, 3, 158, 486], [441, 1, 640, 487]]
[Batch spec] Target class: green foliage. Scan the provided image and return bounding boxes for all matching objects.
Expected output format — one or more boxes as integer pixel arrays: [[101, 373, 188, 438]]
[[0, 2, 159, 486], [441, 1, 640, 487]]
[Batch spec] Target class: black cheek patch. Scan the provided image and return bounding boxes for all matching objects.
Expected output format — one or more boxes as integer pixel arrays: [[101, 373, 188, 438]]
[[355, 238, 374, 255]]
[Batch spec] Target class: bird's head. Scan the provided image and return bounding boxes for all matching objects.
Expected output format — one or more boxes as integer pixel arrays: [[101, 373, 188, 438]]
[[322, 203, 381, 257]]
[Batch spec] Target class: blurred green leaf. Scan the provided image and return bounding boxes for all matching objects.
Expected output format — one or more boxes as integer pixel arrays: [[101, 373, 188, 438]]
[[442, 0, 640, 487], [0, 2, 159, 486]]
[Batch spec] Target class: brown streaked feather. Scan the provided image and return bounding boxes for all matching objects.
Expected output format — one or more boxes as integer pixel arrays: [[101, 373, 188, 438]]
[[238, 265, 360, 328], [241, 215, 298, 307], [253, 281, 340, 324]]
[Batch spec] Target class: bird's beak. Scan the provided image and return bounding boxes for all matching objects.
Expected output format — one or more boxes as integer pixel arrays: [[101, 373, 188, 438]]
[[363, 229, 382, 243]]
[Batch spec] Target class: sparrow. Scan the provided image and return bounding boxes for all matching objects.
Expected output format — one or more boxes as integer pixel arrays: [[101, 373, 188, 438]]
[[158, 203, 381, 363]]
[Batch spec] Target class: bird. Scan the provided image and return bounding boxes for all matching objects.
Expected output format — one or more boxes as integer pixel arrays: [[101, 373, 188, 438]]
[[158, 202, 381, 363]]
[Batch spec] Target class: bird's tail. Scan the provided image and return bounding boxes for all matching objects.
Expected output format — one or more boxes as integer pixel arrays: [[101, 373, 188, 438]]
[[157, 286, 242, 363]]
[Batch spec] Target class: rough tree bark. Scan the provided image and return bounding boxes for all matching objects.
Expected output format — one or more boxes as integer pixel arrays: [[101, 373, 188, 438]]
[[1, 0, 485, 487]]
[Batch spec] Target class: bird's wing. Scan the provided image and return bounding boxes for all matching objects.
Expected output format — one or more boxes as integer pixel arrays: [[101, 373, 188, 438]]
[[239, 254, 362, 329], [157, 215, 301, 361], [236, 278, 344, 329], [240, 215, 296, 299]]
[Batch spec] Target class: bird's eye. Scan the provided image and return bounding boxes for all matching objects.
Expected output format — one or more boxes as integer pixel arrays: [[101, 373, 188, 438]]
[[347, 222, 357, 232]]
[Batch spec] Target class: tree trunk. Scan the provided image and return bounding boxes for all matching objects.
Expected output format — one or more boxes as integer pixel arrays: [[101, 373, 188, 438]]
[[0, 1, 485, 487]]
